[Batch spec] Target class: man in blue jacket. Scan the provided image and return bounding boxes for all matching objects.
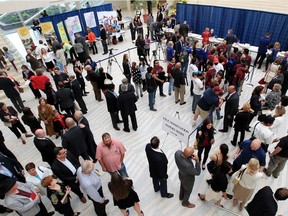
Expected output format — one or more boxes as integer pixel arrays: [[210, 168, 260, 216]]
[[253, 32, 271, 69]]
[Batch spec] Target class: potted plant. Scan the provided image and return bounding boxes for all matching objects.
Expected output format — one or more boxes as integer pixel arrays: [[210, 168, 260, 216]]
[[131, 0, 156, 23]]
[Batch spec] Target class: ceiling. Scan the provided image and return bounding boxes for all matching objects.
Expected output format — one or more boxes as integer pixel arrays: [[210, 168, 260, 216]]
[[0, 0, 75, 14]]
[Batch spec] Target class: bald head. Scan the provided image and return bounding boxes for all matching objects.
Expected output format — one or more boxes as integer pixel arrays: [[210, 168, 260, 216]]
[[35, 129, 46, 138], [74, 111, 83, 121], [65, 117, 76, 128], [250, 139, 261, 151], [228, 85, 236, 94], [183, 147, 194, 158], [81, 160, 94, 174], [175, 62, 182, 69]]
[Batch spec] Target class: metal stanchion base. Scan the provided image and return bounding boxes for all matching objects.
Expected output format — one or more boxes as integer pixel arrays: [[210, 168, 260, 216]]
[[246, 83, 254, 88]]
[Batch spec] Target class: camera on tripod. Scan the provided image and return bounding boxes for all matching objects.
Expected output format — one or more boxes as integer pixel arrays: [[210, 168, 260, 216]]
[[152, 50, 157, 56], [108, 48, 114, 54], [155, 31, 164, 42]]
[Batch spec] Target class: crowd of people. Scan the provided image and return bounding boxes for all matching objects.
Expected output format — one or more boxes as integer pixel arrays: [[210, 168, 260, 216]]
[[0, 3, 288, 216]]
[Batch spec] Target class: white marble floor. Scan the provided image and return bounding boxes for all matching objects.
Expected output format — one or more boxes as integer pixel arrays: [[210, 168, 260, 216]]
[[1, 10, 287, 216]]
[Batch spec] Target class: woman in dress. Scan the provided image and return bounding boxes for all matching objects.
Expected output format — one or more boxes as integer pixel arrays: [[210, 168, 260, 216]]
[[21, 107, 42, 134], [108, 172, 144, 216], [248, 85, 265, 129], [41, 175, 80, 216], [30, 69, 50, 95], [0, 102, 32, 144], [40, 48, 55, 73], [37, 97, 56, 137], [264, 83, 282, 111], [131, 62, 143, 98], [72, 59, 88, 96], [263, 57, 282, 86], [232, 158, 263, 211], [97, 67, 113, 93], [52, 109, 67, 136], [135, 34, 148, 65], [122, 54, 131, 83], [139, 57, 147, 91], [196, 119, 215, 170], [55, 45, 67, 73]]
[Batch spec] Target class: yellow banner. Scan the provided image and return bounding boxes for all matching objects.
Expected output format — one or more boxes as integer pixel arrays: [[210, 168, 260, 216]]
[[39, 22, 54, 34], [57, 21, 69, 44], [17, 26, 30, 38]]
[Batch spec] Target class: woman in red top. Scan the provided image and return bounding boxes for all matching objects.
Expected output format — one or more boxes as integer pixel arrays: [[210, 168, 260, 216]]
[[52, 110, 67, 136], [196, 119, 215, 170], [30, 69, 50, 94], [87, 28, 98, 55], [202, 28, 211, 45]]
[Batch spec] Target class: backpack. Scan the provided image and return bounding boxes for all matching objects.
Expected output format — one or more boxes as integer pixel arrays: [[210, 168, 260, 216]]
[[112, 36, 117, 45], [118, 35, 123, 42]]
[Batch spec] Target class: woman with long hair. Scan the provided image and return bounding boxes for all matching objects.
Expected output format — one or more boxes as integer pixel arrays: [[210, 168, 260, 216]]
[[232, 158, 263, 211], [72, 59, 88, 95], [21, 107, 42, 134], [135, 34, 148, 65], [37, 97, 57, 137], [40, 48, 55, 73], [0, 102, 32, 144], [265, 42, 280, 71], [41, 175, 80, 216], [196, 119, 215, 170], [108, 172, 144, 216], [131, 62, 143, 98], [122, 54, 131, 83]]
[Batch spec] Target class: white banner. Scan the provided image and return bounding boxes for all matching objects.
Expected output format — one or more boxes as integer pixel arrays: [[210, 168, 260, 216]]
[[84, 11, 96, 28], [97, 11, 118, 30], [162, 113, 192, 144]]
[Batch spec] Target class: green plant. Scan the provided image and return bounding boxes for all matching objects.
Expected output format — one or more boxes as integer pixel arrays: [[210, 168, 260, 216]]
[[131, 0, 156, 11]]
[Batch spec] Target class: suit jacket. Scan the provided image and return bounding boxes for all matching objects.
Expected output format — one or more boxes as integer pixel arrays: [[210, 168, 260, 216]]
[[70, 79, 83, 99], [79, 117, 97, 159], [33, 137, 56, 165], [100, 28, 107, 40], [25, 54, 40, 71], [234, 111, 251, 131], [55, 87, 74, 109], [145, 144, 168, 179], [52, 73, 69, 89], [118, 91, 137, 115], [174, 150, 201, 187], [62, 126, 87, 158], [4, 182, 41, 216], [105, 90, 119, 113], [0, 130, 17, 160], [247, 186, 277, 216], [224, 92, 239, 117], [0, 77, 19, 98], [0, 155, 25, 183], [51, 151, 80, 184]]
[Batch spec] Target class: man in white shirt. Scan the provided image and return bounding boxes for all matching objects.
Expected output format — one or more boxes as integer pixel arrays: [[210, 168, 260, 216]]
[[191, 72, 204, 113], [77, 160, 109, 216], [213, 58, 224, 73], [35, 40, 49, 56]]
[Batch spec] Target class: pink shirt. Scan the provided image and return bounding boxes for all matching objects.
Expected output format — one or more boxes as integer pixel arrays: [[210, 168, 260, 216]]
[[96, 138, 126, 172]]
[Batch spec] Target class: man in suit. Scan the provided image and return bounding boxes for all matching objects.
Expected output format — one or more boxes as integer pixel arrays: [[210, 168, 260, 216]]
[[34, 129, 56, 166], [105, 84, 122, 130], [51, 67, 69, 90], [62, 117, 90, 162], [219, 85, 239, 132], [145, 136, 173, 198], [25, 48, 40, 71], [171, 62, 186, 105], [0, 71, 24, 113], [118, 83, 138, 132], [55, 81, 75, 115], [69, 75, 88, 114], [0, 153, 25, 183], [175, 147, 201, 208], [0, 178, 54, 216], [247, 186, 288, 216], [100, 24, 108, 55], [51, 147, 87, 203], [0, 130, 17, 160], [74, 111, 97, 163]]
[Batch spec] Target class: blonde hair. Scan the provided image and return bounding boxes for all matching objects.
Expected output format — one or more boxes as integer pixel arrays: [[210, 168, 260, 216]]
[[275, 105, 286, 116], [273, 83, 282, 92], [247, 158, 260, 172], [274, 42, 280, 49], [241, 103, 254, 113]]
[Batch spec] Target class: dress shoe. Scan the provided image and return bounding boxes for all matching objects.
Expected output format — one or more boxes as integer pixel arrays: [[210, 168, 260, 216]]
[[230, 141, 236, 146], [182, 202, 195, 208], [206, 179, 212, 185], [263, 168, 271, 177], [150, 108, 157, 111], [133, 127, 137, 131], [73, 212, 81, 216], [80, 196, 87, 203], [118, 120, 124, 123], [123, 128, 130, 133], [180, 102, 186, 105], [160, 94, 167, 97], [0, 207, 13, 213], [83, 94, 88, 96], [162, 193, 174, 198], [114, 126, 120, 131], [175, 100, 180, 104], [48, 212, 55, 216], [103, 199, 109, 205], [202, 164, 206, 170], [98, 99, 104, 102], [217, 116, 223, 120], [25, 134, 33, 137], [219, 129, 228, 133]]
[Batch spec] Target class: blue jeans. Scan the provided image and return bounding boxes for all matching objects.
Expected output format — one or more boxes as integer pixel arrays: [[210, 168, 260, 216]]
[[181, 61, 189, 75], [168, 78, 174, 94], [192, 94, 201, 112], [152, 178, 168, 197], [109, 163, 129, 178], [148, 91, 156, 110]]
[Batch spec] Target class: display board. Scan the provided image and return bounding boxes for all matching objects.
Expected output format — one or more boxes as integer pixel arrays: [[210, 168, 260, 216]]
[[57, 21, 69, 44], [84, 11, 96, 28], [65, 15, 82, 41], [17, 26, 33, 49], [97, 11, 117, 30]]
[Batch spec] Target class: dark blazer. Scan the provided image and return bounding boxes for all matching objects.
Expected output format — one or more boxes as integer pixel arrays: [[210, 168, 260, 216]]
[[100, 28, 107, 40], [25, 54, 40, 71], [51, 151, 80, 184], [105, 90, 119, 113], [70, 79, 83, 98], [55, 87, 74, 109], [234, 111, 251, 131], [98, 72, 113, 90], [247, 186, 277, 216], [62, 126, 87, 158], [0, 154, 25, 182], [171, 67, 185, 87], [0, 106, 18, 125], [0, 77, 19, 98], [0, 130, 17, 160], [118, 91, 137, 115], [196, 125, 214, 147], [33, 137, 56, 165], [22, 70, 35, 80], [52, 73, 69, 89], [267, 74, 284, 90], [250, 95, 262, 115], [145, 144, 168, 179], [224, 92, 239, 116], [122, 61, 131, 76]]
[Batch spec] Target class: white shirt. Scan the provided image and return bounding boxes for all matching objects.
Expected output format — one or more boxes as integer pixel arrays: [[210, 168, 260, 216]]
[[252, 121, 274, 145], [213, 63, 224, 73], [191, 77, 204, 95], [270, 116, 284, 137], [238, 165, 263, 189], [189, 64, 198, 77], [35, 44, 48, 56], [59, 158, 76, 175]]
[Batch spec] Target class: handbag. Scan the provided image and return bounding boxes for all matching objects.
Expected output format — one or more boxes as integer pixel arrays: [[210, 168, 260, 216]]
[[250, 122, 260, 140], [232, 168, 246, 185], [104, 72, 113, 85], [258, 77, 265, 84], [18, 87, 24, 93]]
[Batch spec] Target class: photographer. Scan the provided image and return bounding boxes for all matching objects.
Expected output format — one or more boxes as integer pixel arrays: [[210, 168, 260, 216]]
[[153, 21, 163, 41], [152, 60, 166, 97], [135, 35, 148, 65]]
